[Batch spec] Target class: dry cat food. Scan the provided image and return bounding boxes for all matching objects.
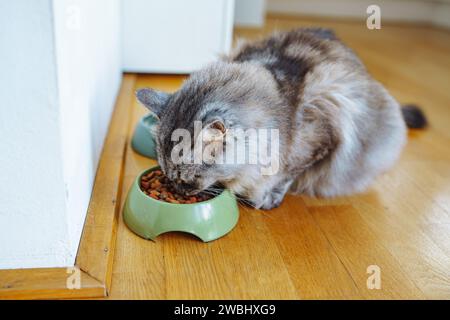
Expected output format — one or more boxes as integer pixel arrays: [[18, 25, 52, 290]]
[[140, 170, 213, 204]]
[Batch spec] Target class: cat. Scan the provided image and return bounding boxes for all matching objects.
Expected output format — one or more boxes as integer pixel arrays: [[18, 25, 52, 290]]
[[136, 28, 426, 210]]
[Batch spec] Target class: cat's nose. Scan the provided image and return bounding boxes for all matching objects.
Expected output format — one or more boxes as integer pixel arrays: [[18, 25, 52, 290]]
[[171, 180, 198, 196], [167, 171, 178, 181], [177, 178, 196, 188]]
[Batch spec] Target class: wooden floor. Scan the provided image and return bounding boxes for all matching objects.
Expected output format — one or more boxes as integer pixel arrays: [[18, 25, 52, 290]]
[[107, 16, 450, 299]]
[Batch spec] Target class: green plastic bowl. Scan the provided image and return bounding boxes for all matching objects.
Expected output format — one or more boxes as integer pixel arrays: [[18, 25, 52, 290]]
[[131, 114, 158, 159], [123, 166, 240, 242]]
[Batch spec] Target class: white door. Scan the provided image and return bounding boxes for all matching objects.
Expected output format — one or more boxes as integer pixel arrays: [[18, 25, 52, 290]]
[[122, 0, 235, 73]]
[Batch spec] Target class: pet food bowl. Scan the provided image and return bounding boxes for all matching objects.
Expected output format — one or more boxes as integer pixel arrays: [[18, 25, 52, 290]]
[[131, 114, 158, 159], [123, 166, 240, 242]]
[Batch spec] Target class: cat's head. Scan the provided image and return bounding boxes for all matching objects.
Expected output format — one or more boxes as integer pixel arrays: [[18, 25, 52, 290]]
[[136, 62, 281, 195]]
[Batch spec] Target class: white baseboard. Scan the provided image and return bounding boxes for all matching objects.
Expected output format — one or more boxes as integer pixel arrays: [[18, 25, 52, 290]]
[[432, 2, 450, 29], [267, 0, 450, 28]]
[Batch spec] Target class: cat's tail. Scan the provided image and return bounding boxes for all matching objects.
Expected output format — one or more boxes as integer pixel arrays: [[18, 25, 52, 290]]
[[401, 104, 427, 129]]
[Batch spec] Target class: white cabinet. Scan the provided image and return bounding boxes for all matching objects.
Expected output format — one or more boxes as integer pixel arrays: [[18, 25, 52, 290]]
[[122, 0, 235, 73]]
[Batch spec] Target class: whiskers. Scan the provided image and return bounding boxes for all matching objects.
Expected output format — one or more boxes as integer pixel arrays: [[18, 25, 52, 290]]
[[200, 189, 222, 197], [202, 186, 260, 211], [230, 193, 260, 211], [200, 186, 224, 198]]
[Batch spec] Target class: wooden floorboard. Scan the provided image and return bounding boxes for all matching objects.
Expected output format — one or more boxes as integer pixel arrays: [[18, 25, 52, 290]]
[[107, 76, 170, 299], [264, 197, 360, 299], [309, 205, 426, 299], [0, 268, 105, 300], [76, 74, 137, 293]]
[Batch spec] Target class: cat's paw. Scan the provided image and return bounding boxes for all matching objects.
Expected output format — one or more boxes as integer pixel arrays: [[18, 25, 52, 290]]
[[259, 192, 284, 210]]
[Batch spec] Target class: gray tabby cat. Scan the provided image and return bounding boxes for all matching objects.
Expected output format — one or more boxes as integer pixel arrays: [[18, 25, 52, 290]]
[[136, 28, 426, 210]]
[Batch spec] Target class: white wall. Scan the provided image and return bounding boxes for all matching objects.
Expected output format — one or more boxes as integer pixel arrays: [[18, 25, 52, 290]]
[[0, 0, 69, 269], [267, 0, 450, 28], [0, 0, 121, 269], [53, 0, 121, 263]]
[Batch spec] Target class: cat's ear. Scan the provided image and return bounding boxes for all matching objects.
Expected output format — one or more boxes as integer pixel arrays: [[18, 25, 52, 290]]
[[136, 88, 170, 118], [202, 119, 227, 142]]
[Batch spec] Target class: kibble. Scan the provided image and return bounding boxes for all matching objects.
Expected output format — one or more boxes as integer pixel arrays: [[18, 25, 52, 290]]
[[140, 170, 213, 204]]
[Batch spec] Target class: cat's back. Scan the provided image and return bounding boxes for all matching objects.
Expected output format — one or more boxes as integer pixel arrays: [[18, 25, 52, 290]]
[[229, 28, 337, 62], [227, 28, 364, 106]]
